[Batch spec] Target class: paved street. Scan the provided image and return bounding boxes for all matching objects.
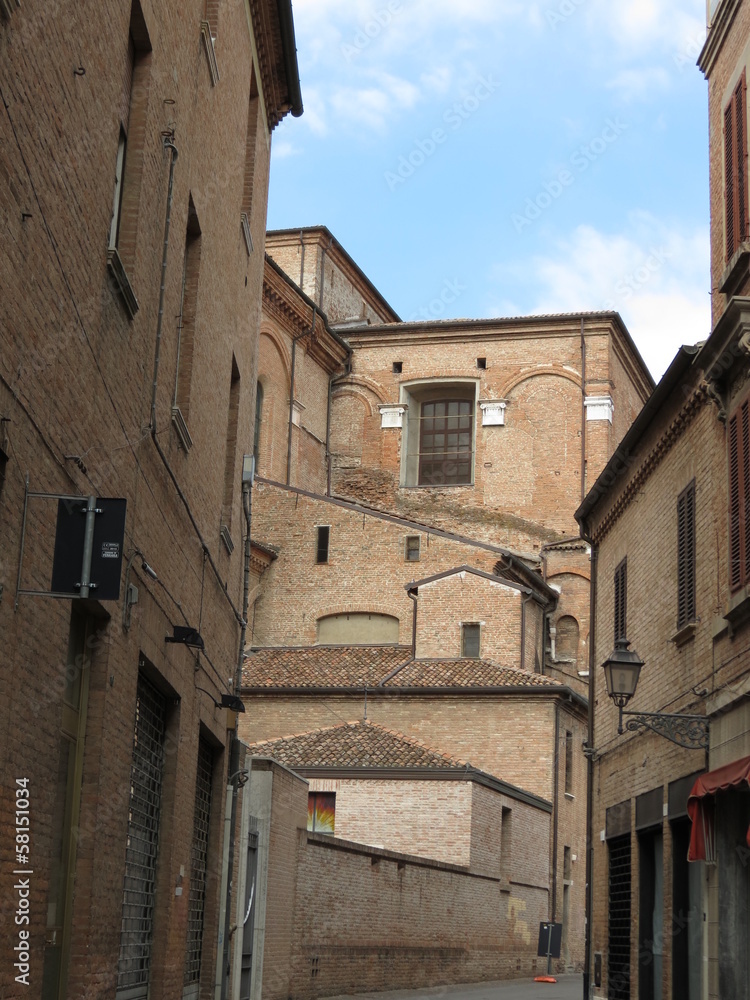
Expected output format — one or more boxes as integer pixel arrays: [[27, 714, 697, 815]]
[[324, 975, 583, 1000]]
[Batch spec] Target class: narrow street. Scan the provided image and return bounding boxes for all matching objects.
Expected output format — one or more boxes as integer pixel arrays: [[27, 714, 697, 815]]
[[324, 975, 583, 1000]]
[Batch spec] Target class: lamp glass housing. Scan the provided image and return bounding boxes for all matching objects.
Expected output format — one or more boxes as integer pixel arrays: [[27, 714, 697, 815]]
[[602, 638, 644, 709]]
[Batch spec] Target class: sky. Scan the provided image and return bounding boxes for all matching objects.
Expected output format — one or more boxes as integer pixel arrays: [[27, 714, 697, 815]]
[[266, 0, 711, 382]]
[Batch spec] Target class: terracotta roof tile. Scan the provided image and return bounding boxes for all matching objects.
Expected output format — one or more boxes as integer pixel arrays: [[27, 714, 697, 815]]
[[243, 645, 412, 689], [245, 720, 468, 769], [242, 646, 563, 690]]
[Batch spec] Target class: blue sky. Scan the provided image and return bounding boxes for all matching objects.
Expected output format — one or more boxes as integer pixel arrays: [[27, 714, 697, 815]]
[[267, 0, 710, 381]]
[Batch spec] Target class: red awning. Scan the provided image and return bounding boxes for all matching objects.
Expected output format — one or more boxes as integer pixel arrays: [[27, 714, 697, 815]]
[[687, 755, 750, 862]]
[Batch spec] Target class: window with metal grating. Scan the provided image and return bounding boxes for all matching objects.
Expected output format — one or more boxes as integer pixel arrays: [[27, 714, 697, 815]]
[[677, 480, 696, 628], [316, 525, 330, 564], [117, 671, 167, 998], [614, 559, 627, 642], [729, 398, 750, 591], [184, 738, 213, 988], [725, 72, 748, 261], [461, 622, 481, 658], [418, 399, 473, 485], [607, 834, 631, 1000]]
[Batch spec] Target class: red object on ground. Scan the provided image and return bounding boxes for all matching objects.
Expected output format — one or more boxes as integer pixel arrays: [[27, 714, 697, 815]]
[[533, 976, 557, 983], [687, 754, 750, 862]]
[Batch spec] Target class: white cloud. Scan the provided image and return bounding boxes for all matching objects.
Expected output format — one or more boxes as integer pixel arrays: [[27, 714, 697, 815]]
[[584, 0, 705, 55], [605, 67, 672, 102], [491, 215, 710, 380], [271, 139, 301, 160]]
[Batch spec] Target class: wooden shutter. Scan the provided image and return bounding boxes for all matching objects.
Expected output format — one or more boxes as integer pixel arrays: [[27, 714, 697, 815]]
[[614, 558, 627, 642], [725, 73, 748, 261], [677, 481, 696, 629], [730, 399, 750, 591]]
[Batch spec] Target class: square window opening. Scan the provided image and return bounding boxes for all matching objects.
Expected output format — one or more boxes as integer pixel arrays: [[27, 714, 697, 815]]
[[476, 357, 487, 369], [461, 622, 481, 658], [392, 361, 403, 374], [405, 535, 420, 562]]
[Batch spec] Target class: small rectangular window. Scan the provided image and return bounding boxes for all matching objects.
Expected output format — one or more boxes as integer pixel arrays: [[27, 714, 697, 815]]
[[564, 731, 573, 794], [0, 445, 7, 500], [677, 480, 696, 628], [307, 792, 335, 833], [476, 357, 487, 369], [729, 399, 750, 591], [405, 535, 420, 562], [461, 622, 480, 658], [614, 558, 627, 642], [563, 845, 571, 881], [392, 361, 403, 373], [316, 526, 330, 564]]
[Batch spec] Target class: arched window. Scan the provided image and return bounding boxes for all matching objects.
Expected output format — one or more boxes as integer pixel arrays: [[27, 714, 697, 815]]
[[253, 381, 263, 470], [316, 612, 399, 644]]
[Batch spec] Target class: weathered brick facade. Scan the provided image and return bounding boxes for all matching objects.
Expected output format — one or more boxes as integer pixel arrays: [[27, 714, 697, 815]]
[[0, 0, 300, 996]]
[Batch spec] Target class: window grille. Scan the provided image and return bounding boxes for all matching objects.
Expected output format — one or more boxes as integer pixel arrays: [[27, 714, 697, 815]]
[[116, 672, 167, 998], [184, 738, 213, 987], [461, 622, 480, 658], [614, 559, 627, 642], [418, 399, 473, 485], [405, 535, 420, 562], [677, 480, 696, 628], [607, 835, 631, 1000], [564, 731, 573, 794]]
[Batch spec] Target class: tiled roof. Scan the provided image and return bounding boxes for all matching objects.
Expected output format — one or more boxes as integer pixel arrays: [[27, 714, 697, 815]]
[[242, 646, 563, 690], [243, 645, 413, 689], [381, 659, 563, 688], [245, 719, 468, 769]]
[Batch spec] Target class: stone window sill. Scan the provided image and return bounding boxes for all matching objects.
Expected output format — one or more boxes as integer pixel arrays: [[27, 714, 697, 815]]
[[724, 585, 750, 632], [564, 792, 575, 801], [107, 247, 139, 319], [671, 620, 698, 647]]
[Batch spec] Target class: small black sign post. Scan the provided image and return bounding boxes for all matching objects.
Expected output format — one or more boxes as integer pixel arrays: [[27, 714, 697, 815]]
[[50, 497, 127, 601], [537, 921, 562, 977]]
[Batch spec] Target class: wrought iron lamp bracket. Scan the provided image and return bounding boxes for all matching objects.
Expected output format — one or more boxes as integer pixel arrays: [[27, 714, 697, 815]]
[[619, 708, 709, 750]]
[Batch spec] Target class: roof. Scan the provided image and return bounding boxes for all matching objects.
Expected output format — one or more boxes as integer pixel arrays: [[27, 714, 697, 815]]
[[242, 645, 566, 692], [245, 719, 467, 769], [405, 564, 557, 608], [245, 719, 554, 811]]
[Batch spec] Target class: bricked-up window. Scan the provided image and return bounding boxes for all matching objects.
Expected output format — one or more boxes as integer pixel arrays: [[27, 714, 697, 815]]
[[419, 399, 473, 485], [307, 792, 335, 834], [461, 622, 481, 658], [174, 198, 202, 425], [184, 738, 213, 989], [564, 730, 573, 794], [614, 558, 627, 642], [117, 670, 167, 994], [110, 1, 152, 270], [204, 0, 219, 33], [677, 480, 696, 627], [729, 397, 750, 591], [241, 71, 260, 255], [405, 535, 420, 561], [725, 71, 748, 262], [221, 357, 241, 536], [316, 526, 330, 564]]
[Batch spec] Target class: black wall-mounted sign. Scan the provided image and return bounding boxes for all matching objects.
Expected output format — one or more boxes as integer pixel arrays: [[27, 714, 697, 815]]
[[537, 922, 562, 959], [51, 498, 127, 600]]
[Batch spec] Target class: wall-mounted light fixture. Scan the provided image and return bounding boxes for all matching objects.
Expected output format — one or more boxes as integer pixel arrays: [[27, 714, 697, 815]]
[[602, 637, 709, 750]]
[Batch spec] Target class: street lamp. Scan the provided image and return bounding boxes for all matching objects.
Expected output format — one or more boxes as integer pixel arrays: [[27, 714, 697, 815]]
[[601, 637, 709, 750]]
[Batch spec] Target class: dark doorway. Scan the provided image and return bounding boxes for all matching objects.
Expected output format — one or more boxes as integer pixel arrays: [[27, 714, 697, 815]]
[[638, 828, 663, 1000], [671, 818, 702, 999], [608, 834, 632, 1000]]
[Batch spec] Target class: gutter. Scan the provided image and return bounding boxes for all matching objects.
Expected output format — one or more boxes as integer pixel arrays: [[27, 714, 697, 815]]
[[242, 683, 589, 709], [276, 0, 303, 117]]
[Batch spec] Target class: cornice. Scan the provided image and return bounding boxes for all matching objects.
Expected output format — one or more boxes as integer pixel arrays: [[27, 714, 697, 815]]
[[590, 387, 709, 544], [699, 0, 741, 77]]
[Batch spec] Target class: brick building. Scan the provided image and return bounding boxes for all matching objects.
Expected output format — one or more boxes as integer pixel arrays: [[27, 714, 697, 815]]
[[236, 227, 655, 984], [0, 0, 300, 996], [576, 6, 750, 1000]]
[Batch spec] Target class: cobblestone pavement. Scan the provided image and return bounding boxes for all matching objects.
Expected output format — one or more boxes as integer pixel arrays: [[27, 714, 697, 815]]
[[324, 975, 583, 1000]]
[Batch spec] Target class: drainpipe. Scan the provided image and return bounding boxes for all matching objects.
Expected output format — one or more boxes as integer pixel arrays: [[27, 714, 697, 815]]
[[286, 308, 316, 485], [408, 588, 418, 658], [318, 234, 333, 311], [580, 316, 587, 503], [551, 701, 560, 948], [520, 591, 533, 671], [582, 533, 597, 1000], [299, 229, 306, 292], [150, 136, 178, 430]]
